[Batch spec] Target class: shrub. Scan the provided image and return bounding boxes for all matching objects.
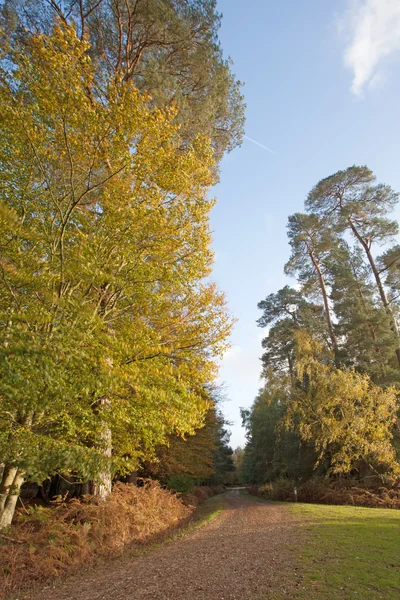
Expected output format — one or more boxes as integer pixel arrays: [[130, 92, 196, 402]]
[[259, 479, 297, 502], [255, 477, 400, 509], [167, 474, 194, 494], [182, 484, 224, 507]]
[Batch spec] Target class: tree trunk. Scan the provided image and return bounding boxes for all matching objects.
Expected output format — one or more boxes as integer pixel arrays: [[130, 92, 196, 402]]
[[0, 466, 24, 529], [309, 253, 340, 366], [348, 218, 400, 369], [92, 397, 112, 500]]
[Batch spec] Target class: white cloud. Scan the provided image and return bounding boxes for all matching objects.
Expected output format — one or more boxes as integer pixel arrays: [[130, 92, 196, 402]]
[[340, 0, 400, 96]]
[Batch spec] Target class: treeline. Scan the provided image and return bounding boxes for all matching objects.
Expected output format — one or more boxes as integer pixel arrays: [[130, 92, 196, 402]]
[[0, 0, 243, 528], [242, 166, 400, 485]]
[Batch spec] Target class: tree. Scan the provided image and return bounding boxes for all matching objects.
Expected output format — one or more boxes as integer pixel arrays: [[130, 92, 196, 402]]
[[329, 245, 397, 383], [143, 404, 220, 484], [378, 245, 400, 307], [231, 446, 244, 483], [0, 22, 232, 526], [285, 214, 340, 364], [1, 0, 245, 163], [240, 380, 316, 484], [143, 401, 234, 485], [284, 332, 399, 479], [210, 413, 235, 485], [306, 166, 400, 367], [257, 286, 327, 378]]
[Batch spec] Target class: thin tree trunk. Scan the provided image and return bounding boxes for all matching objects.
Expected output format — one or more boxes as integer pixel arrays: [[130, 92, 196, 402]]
[[348, 218, 400, 368], [0, 467, 24, 529], [309, 253, 340, 365]]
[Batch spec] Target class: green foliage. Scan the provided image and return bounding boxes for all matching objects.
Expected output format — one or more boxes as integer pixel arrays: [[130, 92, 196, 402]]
[[167, 473, 194, 494], [1, 0, 245, 163], [0, 18, 234, 524], [245, 165, 400, 488], [241, 384, 316, 484]]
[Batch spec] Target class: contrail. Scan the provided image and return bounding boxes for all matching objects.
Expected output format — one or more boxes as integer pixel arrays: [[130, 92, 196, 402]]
[[243, 135, 276, 155]]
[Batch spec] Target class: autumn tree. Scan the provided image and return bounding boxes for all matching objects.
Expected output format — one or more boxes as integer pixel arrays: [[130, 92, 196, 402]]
[[0, 22, 232, 526], [1, 0, 245, 163], [284, 332, 399, 479]]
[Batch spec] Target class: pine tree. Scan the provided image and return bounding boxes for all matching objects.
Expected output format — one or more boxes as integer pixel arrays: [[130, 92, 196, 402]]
[[306, 166, 400, 367], [285, 213, 339, 364]]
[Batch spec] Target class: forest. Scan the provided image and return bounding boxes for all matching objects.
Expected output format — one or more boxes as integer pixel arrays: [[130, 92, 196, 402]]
[[241, 166, 400, 500], [1, 1, 400, 599]]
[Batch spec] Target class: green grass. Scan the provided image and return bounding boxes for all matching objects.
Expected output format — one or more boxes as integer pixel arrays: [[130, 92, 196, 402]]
[[289, 502, 400, 599]]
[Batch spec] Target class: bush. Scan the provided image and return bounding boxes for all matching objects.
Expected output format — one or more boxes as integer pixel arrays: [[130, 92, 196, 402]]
[[259, 479, 297, 502], [167, 474, 194, 494], [182, 484, 225, 507], [254, 477, 400, 509]]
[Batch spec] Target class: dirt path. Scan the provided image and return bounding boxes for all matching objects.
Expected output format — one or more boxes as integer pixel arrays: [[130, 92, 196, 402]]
[[30, 492, 301, 600]]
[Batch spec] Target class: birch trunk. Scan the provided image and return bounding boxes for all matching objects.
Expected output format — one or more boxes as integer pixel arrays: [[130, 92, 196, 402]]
[[0, 466, 24, 529]]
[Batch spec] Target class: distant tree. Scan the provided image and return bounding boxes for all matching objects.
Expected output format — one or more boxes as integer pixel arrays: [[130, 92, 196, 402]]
[[240, 382, 316, 484], [210, 416, 235, 485], [231, 446, 244, 482], [143, 404, 220, 484]]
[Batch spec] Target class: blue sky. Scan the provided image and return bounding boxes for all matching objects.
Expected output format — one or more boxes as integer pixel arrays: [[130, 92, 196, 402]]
[[211, 0, 400, 448]]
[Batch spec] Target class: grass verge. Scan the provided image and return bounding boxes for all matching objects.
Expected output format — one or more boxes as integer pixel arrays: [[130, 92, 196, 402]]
[[290, 502, 400, 599]]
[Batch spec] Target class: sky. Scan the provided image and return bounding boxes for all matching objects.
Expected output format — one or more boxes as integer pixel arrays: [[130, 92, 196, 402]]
[[211, 0, 400, 449]]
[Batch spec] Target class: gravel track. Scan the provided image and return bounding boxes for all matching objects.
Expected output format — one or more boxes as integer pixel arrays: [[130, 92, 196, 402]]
[[30, 492, 300, 600]]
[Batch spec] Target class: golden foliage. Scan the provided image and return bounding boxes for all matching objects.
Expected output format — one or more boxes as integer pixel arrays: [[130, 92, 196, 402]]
[[284, 331, 399, 478], [0, 20, 233, 505]]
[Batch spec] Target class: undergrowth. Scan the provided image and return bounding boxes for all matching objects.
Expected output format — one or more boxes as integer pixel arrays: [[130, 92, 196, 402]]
[[251, 477, 400, 508], [0, 481, 222, 598]]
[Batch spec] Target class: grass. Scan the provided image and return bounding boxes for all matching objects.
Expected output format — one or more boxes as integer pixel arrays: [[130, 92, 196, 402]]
[[243, 490, 400, 599], [289, 502, 400, 599]]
